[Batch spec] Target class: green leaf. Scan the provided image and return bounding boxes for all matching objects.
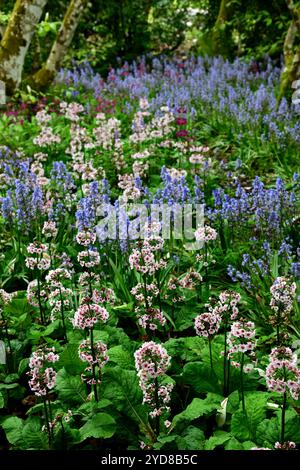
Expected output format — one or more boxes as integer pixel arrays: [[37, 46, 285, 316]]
[[5, 298, 29, 317], [231, 410, 251, 441], [4, 373, 19, 384], [174, 305, 197, 331], [176, 426, 205, 450], [284, 409, 300, 442], [0, 382, 19, 390], [0, 392, 5, 408], [107, 345, 134, 369], [79, 413, 116, 440], [18, 358, 29, 376], [172, 393, 222, 427], [256, 417, 279, 447], [77, 399, 112, 415], [1, 416, 24, 447], [42, 319, 61, 336], [164, 336, 206, 362], [256, 408, 300, 447], [242, 440, 264, 450], [231, 392, 268, 441], [57, 344, 85, 375], [226, 390, 240, 414], [109, 258, 131, 301], [22, 417, 49, 449], [204, 431, 231, 450], [153, 435, 178, 450], [102, 367, 152, 439], [56, 368, 86, 404], [181, 362, 222, 394], [225, 437, 244, 450]]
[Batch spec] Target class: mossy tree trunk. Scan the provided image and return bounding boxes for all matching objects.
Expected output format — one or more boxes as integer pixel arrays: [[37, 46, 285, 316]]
[[0, 0, 47, 95], [32, 0, 88, 91], [279, 0, 300, 100], [211, 0, 233, 57]]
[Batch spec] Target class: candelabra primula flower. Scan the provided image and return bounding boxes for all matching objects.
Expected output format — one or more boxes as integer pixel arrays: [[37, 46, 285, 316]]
[[79, 339, 109, 385], [266, 347, 300, 400], [73, 302, 109, 330], [194, 311, 221, 338], [27, 347, 59, 397], [134, 341, 173, 419]]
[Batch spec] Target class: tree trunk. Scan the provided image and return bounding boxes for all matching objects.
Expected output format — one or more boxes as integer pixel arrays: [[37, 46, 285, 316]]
[[279, 0, 300, 100], [31, 0, 87, 91], [211, 0, 232, 56], [0, 0, 47, 95]]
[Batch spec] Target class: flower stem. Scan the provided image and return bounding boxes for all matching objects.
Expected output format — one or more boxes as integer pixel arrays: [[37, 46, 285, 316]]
[[227, 357, 231, 395], [43, 398, 51, 447], [90, 327, 98, 402], [59, 288, 67, 342], [154, 376, 160, 436], [281, 389, 287, 444], [223, 328, 228, 395], [276, 324, 280, 346], [1, 310, 12, 372], [208, 337, 213, 370], [37, 271, 45, 324], [240, 353, 245, 414], [47, 398, 54, 441]]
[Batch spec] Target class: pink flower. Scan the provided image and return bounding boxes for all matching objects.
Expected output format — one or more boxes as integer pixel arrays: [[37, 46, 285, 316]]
[[135, 341, 173, 420], [76, 230, 97, 246], [194, 312, 221, 338], [27, 347, 59, 396], [266, 347, 300, 400], [73, 302, 109, 329], [79, 339, 109, 384], [194, 225, 217, 242]]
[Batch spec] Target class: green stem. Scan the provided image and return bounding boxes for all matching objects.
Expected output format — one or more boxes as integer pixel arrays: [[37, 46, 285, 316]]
[[1, 310, 12, 372], [280, 384, 286, 445], [154, 376, 160, 436], [156, 275, 163, 314], [59, 288, 67, 343], [60, 418, 65, 450], [90, 327, 98, 402], [204, 244, 209, 292], [47, 398, 54, 441], [223, 327, 228, 395], [43, 398, 51, 447], [208, 337, 213, 370], [240, 353, 245, 414], [37, 270, 45, 324], [143, 275, 149, 309], [276, 324, 280, 346], [227, 357, 231, 395]]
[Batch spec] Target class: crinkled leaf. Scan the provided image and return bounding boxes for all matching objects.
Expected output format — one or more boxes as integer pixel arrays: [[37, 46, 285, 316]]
[[204, 431, 231, 450], [56, 367, 86, 404], [256, 417, 279, 447], [164, 337, 206, 362], [57, 343, 85, 375], [181, 362, 222, 394], [153, 435, 178, 450], [225, 437, 244, 450], [231, 392, 268, 442], [172, 393, 222, 427], [22, 417, 49, 449], [79, 413, 116, 440], [102, 366, 152, 439], [176, 426, 205, 450], [107, 345, 134, 370], [1, 416, 24, 447]]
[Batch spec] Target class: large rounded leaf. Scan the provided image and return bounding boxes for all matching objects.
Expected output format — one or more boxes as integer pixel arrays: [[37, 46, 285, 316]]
[[79, 413, 116, 441]]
